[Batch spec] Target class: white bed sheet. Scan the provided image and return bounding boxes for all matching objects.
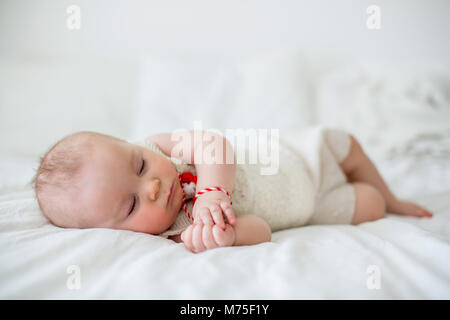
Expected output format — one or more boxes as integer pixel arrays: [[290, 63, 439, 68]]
[[0, 154, 449, 299]]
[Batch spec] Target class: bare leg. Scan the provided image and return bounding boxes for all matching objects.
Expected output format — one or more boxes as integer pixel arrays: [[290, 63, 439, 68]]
[[340, 135, 433, 218], [351, 182, 386, 225]]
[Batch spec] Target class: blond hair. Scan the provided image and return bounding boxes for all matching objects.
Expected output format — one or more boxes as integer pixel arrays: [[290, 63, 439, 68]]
[[32, 131, 114, 228]]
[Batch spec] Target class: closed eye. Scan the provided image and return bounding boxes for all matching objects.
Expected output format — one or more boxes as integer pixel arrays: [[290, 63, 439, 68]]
[[129, 157, 145, 216], [139, 158, 145, 175], [128, 196, 136, 216]]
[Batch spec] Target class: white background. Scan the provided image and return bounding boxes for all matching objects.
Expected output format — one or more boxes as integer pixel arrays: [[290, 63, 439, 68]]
[[1, 0, 449, 159], [1, 1, 450, 299]]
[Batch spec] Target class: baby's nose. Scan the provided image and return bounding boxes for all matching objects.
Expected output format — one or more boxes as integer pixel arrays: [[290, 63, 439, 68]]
[[147, 178, 161, 201]]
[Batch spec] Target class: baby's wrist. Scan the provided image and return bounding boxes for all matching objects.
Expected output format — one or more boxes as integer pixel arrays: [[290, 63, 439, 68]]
[[193, 186, 233, 205]]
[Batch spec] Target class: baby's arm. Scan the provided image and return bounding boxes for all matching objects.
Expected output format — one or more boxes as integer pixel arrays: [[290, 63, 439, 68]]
[[180, 215, 272, 253], [192, 131, 236, 226], [149, 130, 237, 227], [232, 215, 272, 246]]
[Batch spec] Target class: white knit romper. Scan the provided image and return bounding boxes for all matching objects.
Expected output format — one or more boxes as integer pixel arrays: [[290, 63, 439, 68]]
[[131, 125, 355, 238]]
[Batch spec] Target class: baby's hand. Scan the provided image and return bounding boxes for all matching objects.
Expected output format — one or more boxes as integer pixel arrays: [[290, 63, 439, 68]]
[[181, 223, 235, 253], [192, 191, 236, 229]]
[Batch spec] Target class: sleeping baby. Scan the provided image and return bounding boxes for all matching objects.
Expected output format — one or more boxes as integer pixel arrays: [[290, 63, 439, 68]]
[[33, 126, 433, 253]]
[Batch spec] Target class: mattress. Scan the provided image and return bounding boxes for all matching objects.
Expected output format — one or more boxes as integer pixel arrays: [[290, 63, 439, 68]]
[[0, 152, 449, 299]]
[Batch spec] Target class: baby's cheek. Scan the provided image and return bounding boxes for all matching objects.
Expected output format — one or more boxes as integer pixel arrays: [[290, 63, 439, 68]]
[[154, 208, 174, 231], [131, 209, 158, 233]]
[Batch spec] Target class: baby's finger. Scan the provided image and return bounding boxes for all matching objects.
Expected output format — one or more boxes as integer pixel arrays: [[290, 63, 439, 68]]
[[202, 224, 218, 250], [211, 225, 227, 247], [210, 205, 225, 229], [212, 224, 235, 247], [199, 208, 214, 225], [192, 223, 206, 253], [193, 207, 208, 224], [220, 201, 236, 225], [181, 225, 194, 252]]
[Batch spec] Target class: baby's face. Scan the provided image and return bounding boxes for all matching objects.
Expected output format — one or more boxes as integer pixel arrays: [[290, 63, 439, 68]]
[[76, 136, 183, 234]]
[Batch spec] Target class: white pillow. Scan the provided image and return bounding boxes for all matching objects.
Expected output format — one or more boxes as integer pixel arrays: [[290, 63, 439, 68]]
[[130, 50, 313, 140], [315, 66, 450, 161]]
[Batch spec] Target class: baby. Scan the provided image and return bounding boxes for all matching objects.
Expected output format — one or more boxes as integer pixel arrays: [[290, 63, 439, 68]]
[[33, 127, 433, 253]]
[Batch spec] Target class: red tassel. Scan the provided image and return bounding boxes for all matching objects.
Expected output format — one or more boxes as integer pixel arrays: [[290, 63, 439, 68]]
[[179, 172, 197, 184]]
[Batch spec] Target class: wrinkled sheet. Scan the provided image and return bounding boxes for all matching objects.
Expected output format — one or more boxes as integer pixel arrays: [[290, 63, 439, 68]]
[[0, 154, 449, 299]]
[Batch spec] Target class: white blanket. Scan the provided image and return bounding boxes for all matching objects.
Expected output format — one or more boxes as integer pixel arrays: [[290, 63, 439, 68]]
[[1, 56, 449, 299], [0, 154, 449, 299]]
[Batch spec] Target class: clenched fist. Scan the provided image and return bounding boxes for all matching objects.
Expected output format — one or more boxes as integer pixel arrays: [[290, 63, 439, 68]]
[[181, 223, 235, 253], [192, 190, 236, 229]]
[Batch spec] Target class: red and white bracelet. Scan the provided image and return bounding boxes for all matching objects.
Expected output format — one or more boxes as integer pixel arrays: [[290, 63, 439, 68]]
[[178, 173, 233, 222], [193, 187, 233, 206]]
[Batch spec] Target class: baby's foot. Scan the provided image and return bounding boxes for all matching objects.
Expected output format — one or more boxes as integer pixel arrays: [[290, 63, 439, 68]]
[[387, 199, 433, 218]]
